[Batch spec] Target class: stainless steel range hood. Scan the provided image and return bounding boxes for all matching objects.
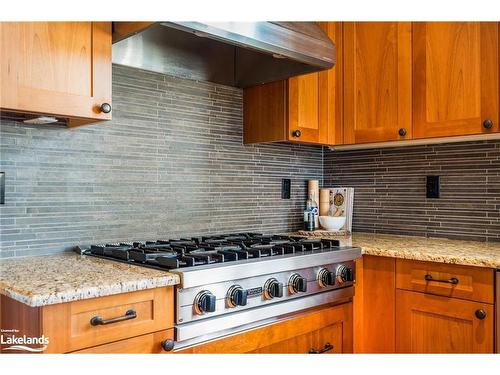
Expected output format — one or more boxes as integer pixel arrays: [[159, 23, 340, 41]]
[[112, 22, 335, 88]]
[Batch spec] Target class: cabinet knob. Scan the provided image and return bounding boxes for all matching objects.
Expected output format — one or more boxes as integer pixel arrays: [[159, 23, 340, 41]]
[[475, 309, 487, 320], [100, 103, 112, 114], [483, 119, 493, 129], [161, 339, 175, 352], [292, 130, 301, 138], [398, 128, 407, 137]]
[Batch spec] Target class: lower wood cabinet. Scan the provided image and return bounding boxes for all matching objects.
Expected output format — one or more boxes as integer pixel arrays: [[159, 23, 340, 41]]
[[353, 255, 396, 353], [0, 287, 173, 354], [355, 255, 495, 354], [176, 302, 352, 354], [395, 290, 494, 353]]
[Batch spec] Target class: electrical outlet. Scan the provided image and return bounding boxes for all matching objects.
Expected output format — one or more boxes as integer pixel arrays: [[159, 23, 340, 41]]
[[0, 172, 4, 204], [426, 175, 440, 198], [281, 179, 291, 199]]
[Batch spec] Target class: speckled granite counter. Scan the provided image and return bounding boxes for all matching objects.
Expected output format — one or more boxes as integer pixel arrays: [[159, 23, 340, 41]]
[[0, 252, 180, 307], [295, 232, 500, 268]]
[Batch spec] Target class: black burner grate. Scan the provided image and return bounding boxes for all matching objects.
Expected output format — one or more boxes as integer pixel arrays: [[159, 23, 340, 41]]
[[82, 233, 341, 270]]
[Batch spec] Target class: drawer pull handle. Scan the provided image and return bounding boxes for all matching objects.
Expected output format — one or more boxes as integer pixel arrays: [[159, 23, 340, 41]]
[[308, 343, 333, 354], [424, 274, 459, 285], [90, 309, 137, 326]]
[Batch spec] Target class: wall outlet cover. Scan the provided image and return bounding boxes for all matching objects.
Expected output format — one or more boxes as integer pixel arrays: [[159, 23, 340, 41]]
[[281, 179, 291, 199], [0, 172, 4, 204], [426, 175, 440, 198]]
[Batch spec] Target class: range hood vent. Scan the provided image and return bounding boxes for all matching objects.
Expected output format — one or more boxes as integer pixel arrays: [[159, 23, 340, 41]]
[[112, 22, 336, 88]]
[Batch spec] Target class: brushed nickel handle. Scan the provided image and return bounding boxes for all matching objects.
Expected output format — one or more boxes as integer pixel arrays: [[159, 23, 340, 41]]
[[90, 309, 137, 326], [309, 343, 333, 354], [424, 274, 459, 285]]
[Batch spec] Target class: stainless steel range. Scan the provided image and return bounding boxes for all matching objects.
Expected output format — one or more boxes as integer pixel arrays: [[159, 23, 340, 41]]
[[78, 233, 361, 350]]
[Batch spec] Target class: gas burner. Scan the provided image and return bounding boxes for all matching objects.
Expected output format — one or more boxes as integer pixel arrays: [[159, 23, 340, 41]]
[[81, 233, 343, 270]]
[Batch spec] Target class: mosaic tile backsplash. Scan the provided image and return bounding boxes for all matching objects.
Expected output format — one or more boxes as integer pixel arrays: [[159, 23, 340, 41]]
[[2, 64, 500, 258], [0, 65, 323, 257], [324, 141, 500, 242]]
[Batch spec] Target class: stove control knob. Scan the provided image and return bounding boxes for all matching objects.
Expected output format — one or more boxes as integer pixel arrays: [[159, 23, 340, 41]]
[[226, 285, 248, 308], [317, 268, 335, 288], [336, 265, 354, 284], [264, 278, 283, 299], [289, 273, 308, 294], [194, 291, 216, 315]]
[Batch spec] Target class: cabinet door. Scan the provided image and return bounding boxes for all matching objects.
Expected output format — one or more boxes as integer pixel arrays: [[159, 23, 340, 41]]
[[0, 22, 112, 125], [287, 22, 342, 145], [177, 302, 352, 354], [288, 72, 323, 143], [396, 290, 494, 353], [413, 22, 499, 138], [344, 22, 412, 144]]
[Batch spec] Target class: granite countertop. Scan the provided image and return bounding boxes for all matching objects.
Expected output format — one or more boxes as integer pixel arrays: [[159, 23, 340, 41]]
[[0, 252, 180, 307], [296, 231, 500, 268]]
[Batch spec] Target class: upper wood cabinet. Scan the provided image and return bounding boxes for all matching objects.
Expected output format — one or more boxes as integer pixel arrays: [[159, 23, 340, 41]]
[[412, 22, 499, 138], [0, 22, 112, 126], [244, 22, 342, 145], [343, 22, 412, 144]]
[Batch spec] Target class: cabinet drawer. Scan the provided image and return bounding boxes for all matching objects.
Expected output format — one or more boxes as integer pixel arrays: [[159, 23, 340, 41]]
[[396, 259, 494, 303], [72, 329, 174, 354], [42, 287, 173, 353]]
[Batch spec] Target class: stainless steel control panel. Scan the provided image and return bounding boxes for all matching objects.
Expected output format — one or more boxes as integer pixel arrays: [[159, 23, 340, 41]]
[[176, 260, 355, 324]]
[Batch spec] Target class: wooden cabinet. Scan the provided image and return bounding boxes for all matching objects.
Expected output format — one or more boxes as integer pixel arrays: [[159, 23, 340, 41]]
[[343, 22, 412, 144], [42, 287, 172, 353], [396, 259, 494, 304], [72, 329, 174, 354], [396, 290, 494, 353], [177, 302, 352, 354], [0, 22, 112, 126], [0, 287, 173, 354], [395, 259, 495, 353], [412, 22, 499, 138], [245, 22, 500, 148], [353, 255, 396, 353], [244, 22, 342, 145], [356, 256, 495, 354]]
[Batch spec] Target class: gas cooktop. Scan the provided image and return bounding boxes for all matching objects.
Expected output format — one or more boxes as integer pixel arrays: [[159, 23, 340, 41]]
[[78, 233, 345, 271], [77, 232, 361, 348]]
